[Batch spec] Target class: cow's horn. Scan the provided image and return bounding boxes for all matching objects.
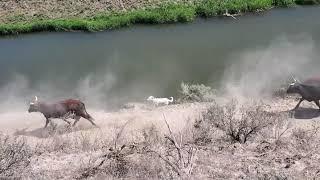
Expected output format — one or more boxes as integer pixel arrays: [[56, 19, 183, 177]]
[[291, 76, 297, 82], [296, 78, 301, 83], [293, 78, 297, 82]]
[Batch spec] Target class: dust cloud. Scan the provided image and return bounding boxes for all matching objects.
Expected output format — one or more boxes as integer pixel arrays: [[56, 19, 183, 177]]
[[0, 71, 118, 132], [0, 35, 319, 132], [221, 35, 318, 101]]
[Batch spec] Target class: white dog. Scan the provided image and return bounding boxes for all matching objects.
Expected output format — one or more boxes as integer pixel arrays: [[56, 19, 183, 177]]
[[147, 96, 174, 106]]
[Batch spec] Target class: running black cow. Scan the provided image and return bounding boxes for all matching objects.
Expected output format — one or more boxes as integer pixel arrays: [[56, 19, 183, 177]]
[[28, 96, 97, 128], [287, 76, 320, 110]]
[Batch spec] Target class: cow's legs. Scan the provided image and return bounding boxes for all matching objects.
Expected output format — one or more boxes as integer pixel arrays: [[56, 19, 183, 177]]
[[49, 119, 57, 128], [59, 111, 74, 126], [72, 116, 81, 126], [314, 100, 320, 109], [44, 118, 50, 128], [293, 98, 304, 110], [85, 117, 97, 126], [78, 111, 97, 127], [61, 118, 71, 125], [81, 115, 97, 126]]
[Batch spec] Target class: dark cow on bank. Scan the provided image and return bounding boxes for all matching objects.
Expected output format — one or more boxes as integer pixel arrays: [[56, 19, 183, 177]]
[[28, 96, 97, 128], [287, 77, 320, 110]]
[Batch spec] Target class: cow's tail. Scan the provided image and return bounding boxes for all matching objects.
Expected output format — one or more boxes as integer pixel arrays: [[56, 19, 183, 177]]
[[81, 102, 95, 121]]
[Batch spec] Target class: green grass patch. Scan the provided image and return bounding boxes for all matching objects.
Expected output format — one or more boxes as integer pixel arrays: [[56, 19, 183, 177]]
[[0, 4, 196, 35], [196, 0, 274, 17], [295, 0, 320, 5], [0, 0, 318, 36], [273, 0, 295, 7]]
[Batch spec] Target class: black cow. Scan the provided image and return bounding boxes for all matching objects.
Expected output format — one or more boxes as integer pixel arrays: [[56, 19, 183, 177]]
[[287, 77, 320, 110], [28, 96, 97, 128]]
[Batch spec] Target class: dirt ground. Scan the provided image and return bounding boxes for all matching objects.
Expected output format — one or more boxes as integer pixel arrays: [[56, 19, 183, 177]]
[[1, 97, 319, 135]]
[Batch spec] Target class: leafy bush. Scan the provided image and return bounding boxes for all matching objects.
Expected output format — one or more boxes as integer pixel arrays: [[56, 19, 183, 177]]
[[178, 82, 216, 103]]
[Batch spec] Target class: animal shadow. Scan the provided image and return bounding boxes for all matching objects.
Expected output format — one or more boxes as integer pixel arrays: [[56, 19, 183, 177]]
[[291, 107, 320, 119], [14, 124, 95, 138]]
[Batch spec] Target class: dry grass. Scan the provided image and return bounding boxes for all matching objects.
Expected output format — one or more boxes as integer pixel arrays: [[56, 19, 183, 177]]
[[1, 97, 320, 179], [0, 0, 189, 24]]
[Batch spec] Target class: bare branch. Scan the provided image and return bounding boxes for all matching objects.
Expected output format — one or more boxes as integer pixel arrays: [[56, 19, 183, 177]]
[[114, 120, 131, 150], [163, 114, 182, 161], [147, 149, 181, 176]]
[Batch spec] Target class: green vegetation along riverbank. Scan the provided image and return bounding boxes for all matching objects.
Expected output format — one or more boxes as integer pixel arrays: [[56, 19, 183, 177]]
[[0, 0, 319, 36]]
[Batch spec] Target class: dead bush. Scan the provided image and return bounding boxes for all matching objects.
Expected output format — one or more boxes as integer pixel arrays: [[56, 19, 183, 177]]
[[198, 99, 285, 144], [82, 117, 198, 179], [253, 111, 291, 155], [77, 144, 136, 179], [193, 115, 215, 145], [0, 133, 32, 177], [77, 121, 136, 179], [142, 115, 198, 178], [270, 113, 291, 142], [81, 118, 198, 179], [141, 124, 162, 146], [291, 122, 320, 151]]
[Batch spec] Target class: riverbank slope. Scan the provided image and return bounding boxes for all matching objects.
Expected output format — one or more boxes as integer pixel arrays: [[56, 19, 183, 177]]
[[0, 0, 319, 35]]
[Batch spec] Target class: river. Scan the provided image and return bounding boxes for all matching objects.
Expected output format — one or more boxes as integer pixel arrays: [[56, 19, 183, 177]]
[[0, 6, 320, 109]]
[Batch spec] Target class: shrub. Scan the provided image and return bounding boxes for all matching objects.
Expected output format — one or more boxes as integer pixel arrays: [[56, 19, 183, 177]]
[[178, 82, 216, 103], [142, 117, 198, 178], [77, 121, 135, 179], [0, 133, 32, 177], [198, 99, 286, 143], [193, 115, 216, 145]]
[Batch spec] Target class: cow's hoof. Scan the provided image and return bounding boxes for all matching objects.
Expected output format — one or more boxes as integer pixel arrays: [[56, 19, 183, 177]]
[[94, 124, 100, 128], [290, 107, 298, 111], [289, 110, 295, 118]]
